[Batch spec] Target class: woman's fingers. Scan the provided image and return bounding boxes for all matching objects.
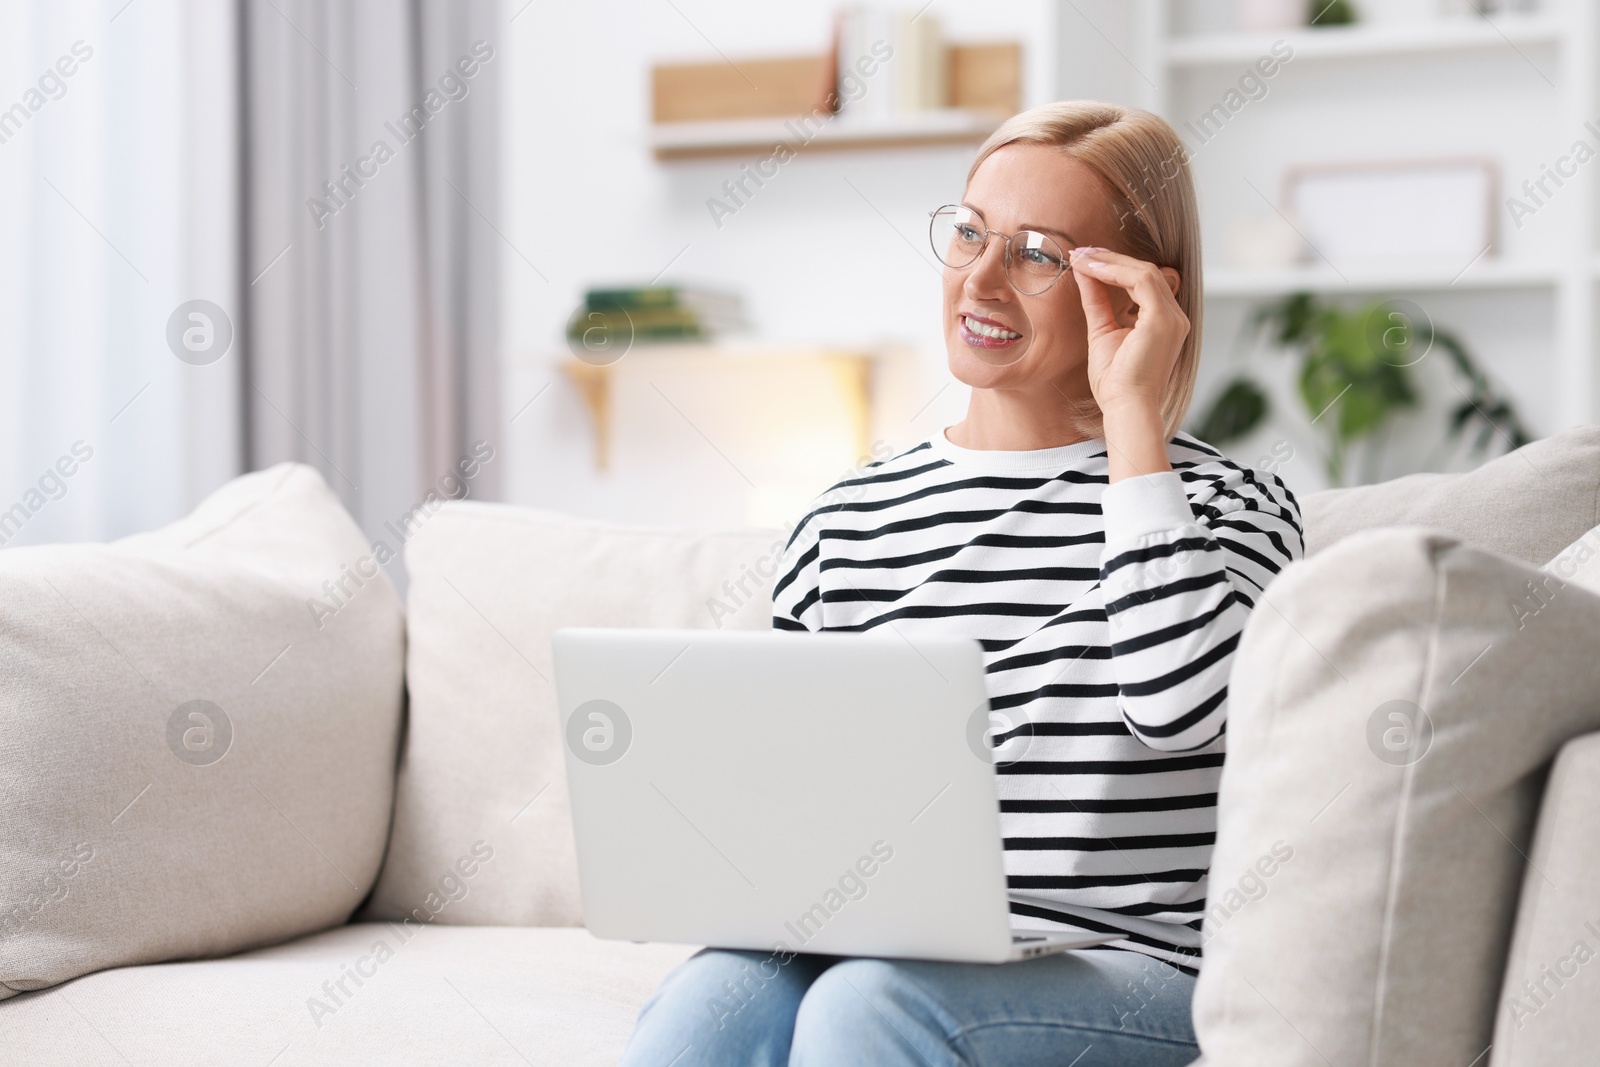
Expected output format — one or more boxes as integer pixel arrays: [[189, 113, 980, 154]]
[[1073, 256, 1122, 339], [1068, 248, 1184, 333]]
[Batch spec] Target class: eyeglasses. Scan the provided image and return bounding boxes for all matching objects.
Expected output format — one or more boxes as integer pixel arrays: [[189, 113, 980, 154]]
[[927, 204, 1073, 296]]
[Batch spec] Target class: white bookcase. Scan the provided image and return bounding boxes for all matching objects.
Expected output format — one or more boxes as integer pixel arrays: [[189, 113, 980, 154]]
[[1116, 0, 1597, 435]]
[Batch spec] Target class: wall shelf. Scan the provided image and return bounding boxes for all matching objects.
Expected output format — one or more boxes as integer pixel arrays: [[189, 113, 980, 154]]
[[650, 42, 1021, 160], [558, 344, 881, 471], [1133, 0, 1597, 430], [1204, 260, 1561, 298], [1164, 14, 1562, 66], [651, 107, 1010, 160]]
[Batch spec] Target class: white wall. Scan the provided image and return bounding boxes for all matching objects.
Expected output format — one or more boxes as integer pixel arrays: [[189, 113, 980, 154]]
[[500, 0, 1059, 529]]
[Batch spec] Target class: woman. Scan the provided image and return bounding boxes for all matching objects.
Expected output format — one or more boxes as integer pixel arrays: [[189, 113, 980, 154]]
[[620, 101, 1303, 1066]]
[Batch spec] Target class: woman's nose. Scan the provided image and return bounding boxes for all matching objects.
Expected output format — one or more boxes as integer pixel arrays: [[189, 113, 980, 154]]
[[964, 235, 1010, 297]]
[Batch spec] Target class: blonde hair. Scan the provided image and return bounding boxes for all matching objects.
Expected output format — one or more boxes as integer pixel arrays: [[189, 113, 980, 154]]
[[967, 101, 1202, 442]]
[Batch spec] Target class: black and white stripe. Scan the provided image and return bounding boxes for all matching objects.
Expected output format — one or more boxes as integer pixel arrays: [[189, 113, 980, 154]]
[[771, 429, 1303, 972]]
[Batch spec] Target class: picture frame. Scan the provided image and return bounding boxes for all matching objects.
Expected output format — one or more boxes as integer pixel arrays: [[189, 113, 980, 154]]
[[1281, 156, 1499, 270]]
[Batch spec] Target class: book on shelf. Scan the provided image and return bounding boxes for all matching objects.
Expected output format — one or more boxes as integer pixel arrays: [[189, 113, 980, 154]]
[[567, 284, 747, 346], [835, 4, 948, 120]]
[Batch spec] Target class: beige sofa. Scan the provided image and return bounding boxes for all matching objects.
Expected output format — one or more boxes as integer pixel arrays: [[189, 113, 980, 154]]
[[2, 429, 1599, 1066]]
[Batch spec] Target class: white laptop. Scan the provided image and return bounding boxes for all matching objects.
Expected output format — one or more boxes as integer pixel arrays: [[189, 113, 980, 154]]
[[551, 627, 1116, 963]]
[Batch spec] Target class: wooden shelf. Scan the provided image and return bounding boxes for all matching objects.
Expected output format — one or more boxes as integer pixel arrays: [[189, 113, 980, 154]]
[[651, 108, 1010, 160], [1164, 15, 1561, 66], [651, 42, 1021, 160], [559, 344, 882, 471]]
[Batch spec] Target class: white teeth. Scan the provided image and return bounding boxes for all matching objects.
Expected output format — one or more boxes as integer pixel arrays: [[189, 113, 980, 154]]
[[963, 314, 1020, 340]]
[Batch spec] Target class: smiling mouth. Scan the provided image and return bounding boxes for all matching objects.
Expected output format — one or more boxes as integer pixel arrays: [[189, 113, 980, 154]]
[[960, 313, 1022, 347]]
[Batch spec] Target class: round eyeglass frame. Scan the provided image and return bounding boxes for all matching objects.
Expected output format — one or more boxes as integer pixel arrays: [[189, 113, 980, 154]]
[[927, 204, 1073, 296]]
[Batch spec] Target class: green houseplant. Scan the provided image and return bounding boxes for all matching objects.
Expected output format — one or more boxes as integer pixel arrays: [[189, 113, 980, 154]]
[[1190, 292, 1532, 485]]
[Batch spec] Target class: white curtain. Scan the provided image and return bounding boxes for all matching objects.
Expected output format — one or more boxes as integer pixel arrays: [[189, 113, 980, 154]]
[[0, 0, 502, 558], [240, 0, 503, 550], [0, 0, 240, 546]]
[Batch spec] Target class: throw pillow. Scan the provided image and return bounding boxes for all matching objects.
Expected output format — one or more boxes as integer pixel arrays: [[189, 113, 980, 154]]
[[1191, 526, 1600, 1065], [0, 464, 405, 998]]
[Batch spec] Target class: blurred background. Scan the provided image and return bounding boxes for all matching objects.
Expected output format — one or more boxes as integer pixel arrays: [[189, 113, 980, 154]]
[[1, 0, 1590, 584]]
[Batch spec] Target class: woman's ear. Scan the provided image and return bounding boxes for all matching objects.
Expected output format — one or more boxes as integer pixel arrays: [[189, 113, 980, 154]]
[[1159, 266, 1180, 296]]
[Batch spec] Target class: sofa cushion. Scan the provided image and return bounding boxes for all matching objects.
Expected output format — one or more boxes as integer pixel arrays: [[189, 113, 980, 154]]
[[0, 922, 695, 1065], [1544, 522, 1600, 595], [0, 463, 404, 999], [361, 502, 784, 927], [1489, 732, 1600, 1067], [1191, 527, 1600, 1066], [1301, 425, 1600, 562]]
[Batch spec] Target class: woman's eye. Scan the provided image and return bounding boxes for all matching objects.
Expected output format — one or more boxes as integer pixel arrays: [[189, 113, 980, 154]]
[[1021, 247, 1061, 267], [956, 225, 983, 242]]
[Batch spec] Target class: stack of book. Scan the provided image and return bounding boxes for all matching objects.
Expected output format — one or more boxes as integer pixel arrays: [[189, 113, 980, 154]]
[[567, 285, 747, 346], [834, 5, 948, 120]]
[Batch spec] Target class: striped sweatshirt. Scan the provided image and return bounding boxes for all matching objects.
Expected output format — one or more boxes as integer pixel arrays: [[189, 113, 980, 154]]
[[770, 427, 1303, 972]]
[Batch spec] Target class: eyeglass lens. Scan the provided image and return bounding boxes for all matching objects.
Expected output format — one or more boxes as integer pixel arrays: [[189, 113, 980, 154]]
[[928, 205, 1068, 296]]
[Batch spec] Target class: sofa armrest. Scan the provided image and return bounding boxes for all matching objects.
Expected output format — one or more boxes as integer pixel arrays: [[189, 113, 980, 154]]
[[1491, 731, 1600, 1067]]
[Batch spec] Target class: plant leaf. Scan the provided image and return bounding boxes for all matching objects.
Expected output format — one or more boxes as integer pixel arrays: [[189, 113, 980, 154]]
[[1190, 376, 1269, 447]]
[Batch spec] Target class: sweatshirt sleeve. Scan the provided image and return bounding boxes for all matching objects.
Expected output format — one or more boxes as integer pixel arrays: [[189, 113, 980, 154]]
[[771, 514, 824, 632], [1098, 460, 1304, 752]]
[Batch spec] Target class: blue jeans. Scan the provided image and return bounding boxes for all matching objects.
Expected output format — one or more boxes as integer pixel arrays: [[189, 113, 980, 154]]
[[618, 946, 1200, 1066]]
